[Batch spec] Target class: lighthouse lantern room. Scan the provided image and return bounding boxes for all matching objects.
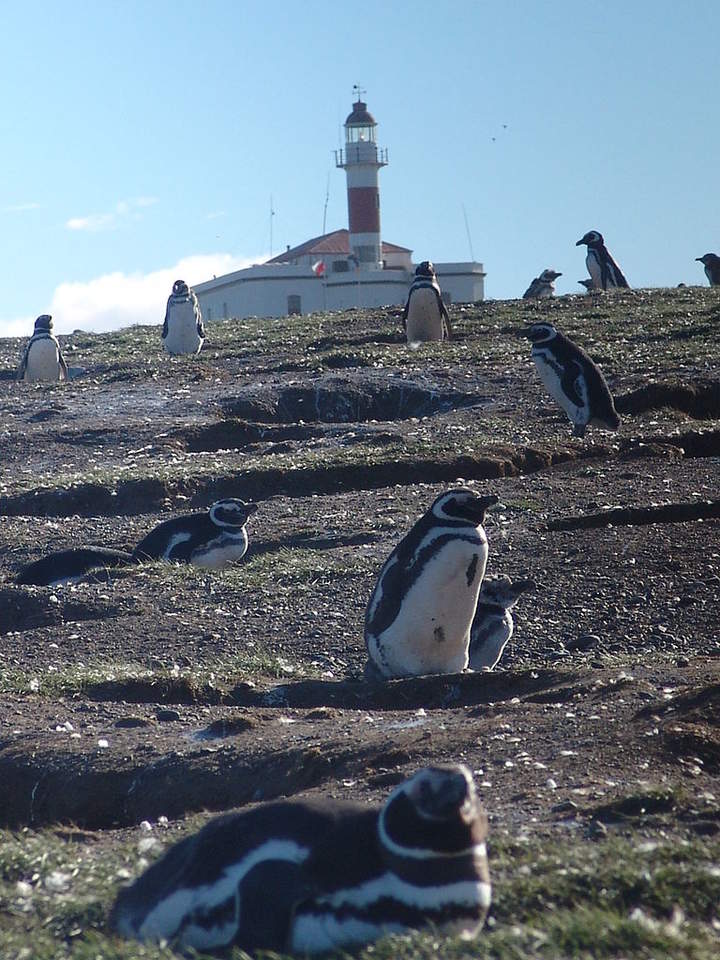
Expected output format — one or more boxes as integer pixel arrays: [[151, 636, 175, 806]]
[[335, 87, 388, 271]]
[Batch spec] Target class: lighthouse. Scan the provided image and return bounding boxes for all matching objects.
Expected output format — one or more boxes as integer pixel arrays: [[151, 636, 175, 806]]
[[335, 88, 388, 271]]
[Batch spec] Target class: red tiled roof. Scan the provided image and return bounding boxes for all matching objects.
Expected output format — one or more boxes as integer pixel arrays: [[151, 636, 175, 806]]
[[266, 229, 411, 263]]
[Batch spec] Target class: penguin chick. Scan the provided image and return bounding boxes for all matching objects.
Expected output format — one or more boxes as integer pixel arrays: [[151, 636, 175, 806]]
[[526, 322, 621, 438], [364, 487, 498, 679], [16, 315, 68, 382], [402, 261, 452, 342], [468, 575, 535, 670], [576, 231, 629, 290], [162, 279, 205, 355], [522, 269, 562, 299], [696, 253, 720, 286], [111, 764, 491, 954]]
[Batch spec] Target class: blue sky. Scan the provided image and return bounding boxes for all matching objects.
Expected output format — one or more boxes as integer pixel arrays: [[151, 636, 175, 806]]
[[2, 0, 719, 335]]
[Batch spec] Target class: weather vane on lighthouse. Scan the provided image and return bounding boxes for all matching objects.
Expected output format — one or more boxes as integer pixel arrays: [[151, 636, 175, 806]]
[[352, 83, 366, 102]]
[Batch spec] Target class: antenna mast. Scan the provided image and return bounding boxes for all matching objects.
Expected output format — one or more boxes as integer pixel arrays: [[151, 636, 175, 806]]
[[322, 172, 330, 235], [269, 195, 275, 256], [461, 203, 475, 261]]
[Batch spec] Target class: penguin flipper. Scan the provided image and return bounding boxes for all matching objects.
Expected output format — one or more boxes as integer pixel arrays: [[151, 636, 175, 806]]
[[560, 361, 586, 408], [235, 859, 306, 951], [16, 347, 29, 381], [162, 299, 171, 340]]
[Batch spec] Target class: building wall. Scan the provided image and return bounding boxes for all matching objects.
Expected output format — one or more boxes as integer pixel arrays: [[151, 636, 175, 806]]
[[194, 261, 485, 320]]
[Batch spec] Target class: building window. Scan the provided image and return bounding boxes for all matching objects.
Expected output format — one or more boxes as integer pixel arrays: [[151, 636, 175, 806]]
[[288, 294, 302, 315], [356, 245, 376, 263], [332, 260, 349, 272]]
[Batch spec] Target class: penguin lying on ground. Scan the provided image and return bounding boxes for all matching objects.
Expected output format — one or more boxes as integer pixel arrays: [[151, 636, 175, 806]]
[[522, 269, 562, 299], [162, 279, 205, 355], [111, 764, 491, 954], [364, 488, 498, 680], [14, 499, 257, 587], [468, 575, 535, 670], [696, 253, 720, 286], [576, 231, 629, 290], [402, 261, 452, 342], [526, 322, 621, 438], [16, 315, 68, 382]]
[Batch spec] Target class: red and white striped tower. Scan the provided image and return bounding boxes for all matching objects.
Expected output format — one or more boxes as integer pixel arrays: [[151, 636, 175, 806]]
[[335, 88, 388, 270]]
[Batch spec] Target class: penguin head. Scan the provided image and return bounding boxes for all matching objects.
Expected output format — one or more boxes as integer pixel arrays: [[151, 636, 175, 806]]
[[479, 574, 536, 610], [538, 269, 562, 282], [172, 279, 190, 296], [578, 279, 594, 290], [576, 230, 603, 247], [431, 488, 499, 526], [696, 254, 720, 265], [378, 764, 486, 859], [208, 498, 258, 528], [415, 260, 436, 278], [525, 322, 557, 344], [34, 314, 53, 332]]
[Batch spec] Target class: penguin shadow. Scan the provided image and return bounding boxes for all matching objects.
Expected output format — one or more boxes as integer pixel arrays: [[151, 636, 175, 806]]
[[234, 667, 573, 712]]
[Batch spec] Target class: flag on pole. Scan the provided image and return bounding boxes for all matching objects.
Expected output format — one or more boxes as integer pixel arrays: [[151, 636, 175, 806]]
[[312, 260, 325, 276]]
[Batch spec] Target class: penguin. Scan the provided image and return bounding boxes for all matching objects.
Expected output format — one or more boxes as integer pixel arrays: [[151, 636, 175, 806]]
[[364, 488, 498, 680], [162, 280, 205, 355], [15, 547, 133, 587], [576, 231, 629, 290], [696, 253, 720, 286], [131, 498, 257, 568], [14, 499, 257, 586], [402, 261, 452, 343], [16, 315, 68, 382], [526, 322, 621, 438], [468, 575, 535, 671], [522, 269, 562, 299], [111, 763, 491, 954], [577, 278, 595, 292]]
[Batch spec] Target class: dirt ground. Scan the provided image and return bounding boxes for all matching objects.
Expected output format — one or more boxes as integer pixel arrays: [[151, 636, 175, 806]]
[[0, 289, 718, 951]]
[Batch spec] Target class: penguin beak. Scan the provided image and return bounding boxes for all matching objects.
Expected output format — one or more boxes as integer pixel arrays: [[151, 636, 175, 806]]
[[695, 257, 703, 262], [575, 238, 585, 246], [511, 579, 536, 596]]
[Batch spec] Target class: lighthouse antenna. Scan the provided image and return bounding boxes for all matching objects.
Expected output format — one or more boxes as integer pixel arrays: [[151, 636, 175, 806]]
[[322, 172, 330, 235], [461, 203, 475, 261], [269, 195, 275, 257]]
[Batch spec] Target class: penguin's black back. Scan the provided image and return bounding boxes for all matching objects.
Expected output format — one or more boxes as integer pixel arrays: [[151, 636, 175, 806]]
[[15, 547, 133, 586], [131, 512, 220, 562]]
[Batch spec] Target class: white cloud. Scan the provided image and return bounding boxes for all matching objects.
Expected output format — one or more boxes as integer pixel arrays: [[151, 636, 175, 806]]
[[44, 253, 261, 334], [65, 197, 160, 232], [4, 202, 41, 213]]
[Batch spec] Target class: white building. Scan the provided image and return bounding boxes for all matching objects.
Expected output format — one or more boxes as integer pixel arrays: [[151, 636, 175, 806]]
[[194, 95, 485, 321]]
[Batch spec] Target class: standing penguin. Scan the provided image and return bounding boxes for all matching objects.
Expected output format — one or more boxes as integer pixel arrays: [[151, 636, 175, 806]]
[[522, 269, 562, 299], [365, 487, 498, 680], [696, 253, 720, 286], [162, 280, 205, 355], [16, 315, 68, 382], [526, 322, 621, 438], [111, 764, 491, 954], [576, 231, 629, 290], [402, 261, 452, 342], [468, 575, 535, 671]]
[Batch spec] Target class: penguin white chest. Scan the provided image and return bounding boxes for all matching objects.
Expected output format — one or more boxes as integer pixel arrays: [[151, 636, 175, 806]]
[[532, 349, 586, 424], [406, 289, 444, 342], [585, 251, 603, 290], [373, 539, 488, 677], [191, 531, 249, 569], [164, 302, 203, 355], [24, 339, 63, 381]]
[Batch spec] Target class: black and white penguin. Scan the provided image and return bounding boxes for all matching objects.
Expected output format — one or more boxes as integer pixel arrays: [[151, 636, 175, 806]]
[[14, 499, 257, 586], [162, 280, 205, 355], [16, 315, 69, 382], [696, 253, 720, 286], [468, 575, 535, 671], [526, 322, 621, 438], [111, 763, 491, 953], [402, 261, 452, 343], [364, 488, 498, 680], [15, 547, 133, 587], [522, 269, 562, 299], [576, 231, 629, 290], [131, 498, 257, 568]]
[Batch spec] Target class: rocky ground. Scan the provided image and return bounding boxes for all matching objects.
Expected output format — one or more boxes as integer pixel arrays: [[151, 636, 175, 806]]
[[0, 287, 718, 959]]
